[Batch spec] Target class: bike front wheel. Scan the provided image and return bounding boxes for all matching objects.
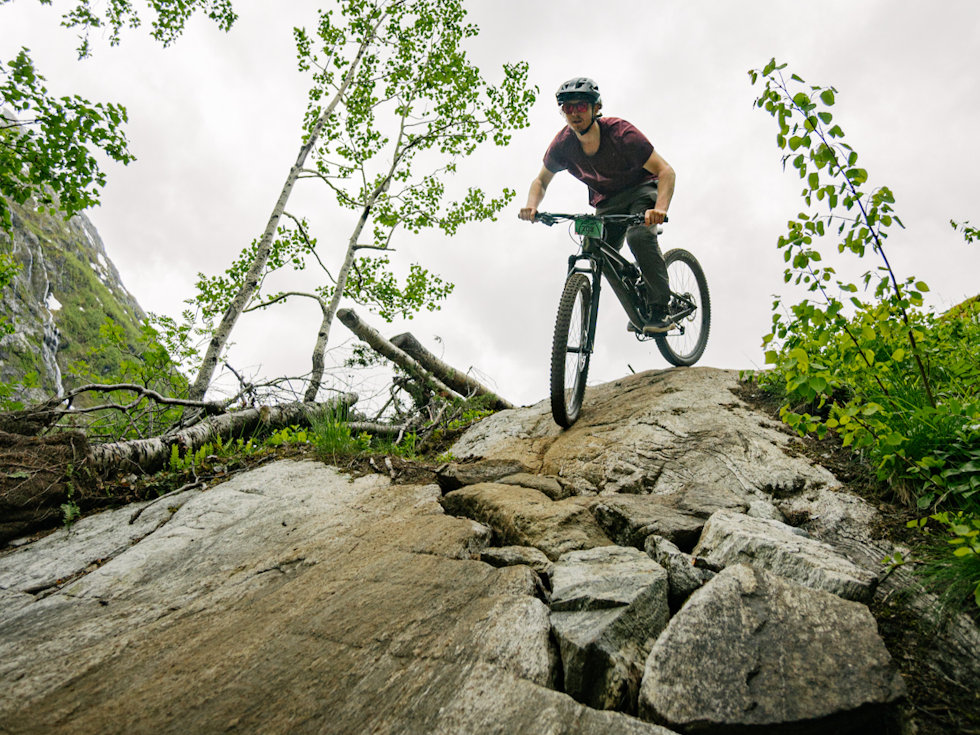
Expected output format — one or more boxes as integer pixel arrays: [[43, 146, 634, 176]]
[[655, 249, 711, 367], [551, 273, 593, 428]]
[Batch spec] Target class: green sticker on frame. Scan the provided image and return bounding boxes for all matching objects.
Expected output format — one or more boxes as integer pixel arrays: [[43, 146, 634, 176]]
[[575, 218, 604, 238]]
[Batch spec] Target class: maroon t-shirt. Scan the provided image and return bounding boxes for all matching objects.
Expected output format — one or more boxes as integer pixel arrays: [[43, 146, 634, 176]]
[[543, 117, 657, 207]]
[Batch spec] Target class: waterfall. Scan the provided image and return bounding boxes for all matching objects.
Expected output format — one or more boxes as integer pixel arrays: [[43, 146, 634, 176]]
[[40, 311, 64, 399], [34, 245, 65, 398]]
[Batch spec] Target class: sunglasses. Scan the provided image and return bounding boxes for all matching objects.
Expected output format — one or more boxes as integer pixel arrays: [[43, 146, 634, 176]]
[[560, 101, 591, 114]]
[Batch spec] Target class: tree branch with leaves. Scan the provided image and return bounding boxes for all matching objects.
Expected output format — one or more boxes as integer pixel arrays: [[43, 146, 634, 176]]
[[178, 0, 535, 403], [749, 58, 980, 512], [1, 0, 238, 233]]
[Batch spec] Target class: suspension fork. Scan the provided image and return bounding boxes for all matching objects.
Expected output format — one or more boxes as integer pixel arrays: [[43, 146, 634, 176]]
[[567, 245, 603, 357]]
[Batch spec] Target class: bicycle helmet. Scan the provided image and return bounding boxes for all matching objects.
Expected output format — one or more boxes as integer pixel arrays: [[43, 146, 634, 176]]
[[556, 77, 601, 105]]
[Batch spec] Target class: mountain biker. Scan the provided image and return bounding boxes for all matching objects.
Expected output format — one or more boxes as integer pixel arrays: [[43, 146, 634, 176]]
[[519, 77, 676, 333]]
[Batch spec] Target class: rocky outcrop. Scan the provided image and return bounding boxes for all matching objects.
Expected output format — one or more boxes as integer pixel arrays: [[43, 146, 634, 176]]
[[443, 368, 929, 729], [1, 461, 679, 734], [638, 564, 906, 733], [550, 546, 669, 712], [0, 197, 145, 403], [440, 482, 613, 560], [3, 367, 976, 733]]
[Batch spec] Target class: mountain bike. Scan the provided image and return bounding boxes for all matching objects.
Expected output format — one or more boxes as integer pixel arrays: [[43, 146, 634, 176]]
[[535, 212, 711, 428]]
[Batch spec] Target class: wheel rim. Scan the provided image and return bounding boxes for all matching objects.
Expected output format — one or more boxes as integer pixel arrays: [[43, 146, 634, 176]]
[[564, 288, 589, 414], [664, 259, 705, 361]]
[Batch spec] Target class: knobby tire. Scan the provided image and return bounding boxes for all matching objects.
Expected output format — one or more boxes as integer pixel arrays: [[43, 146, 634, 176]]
[[655, 249, 711, 367], [551, 273, 592, 428]]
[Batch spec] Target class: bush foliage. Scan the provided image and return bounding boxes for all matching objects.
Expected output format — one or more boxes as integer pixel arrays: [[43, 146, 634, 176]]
[[748, 59, 980, 610]]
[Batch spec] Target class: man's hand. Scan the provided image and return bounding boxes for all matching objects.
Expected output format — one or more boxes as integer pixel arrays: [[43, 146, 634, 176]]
[[644, 208, 668, 226], [519, 206, 538, 222]]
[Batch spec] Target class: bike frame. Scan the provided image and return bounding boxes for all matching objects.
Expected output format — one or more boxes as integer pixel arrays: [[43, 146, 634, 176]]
[[566, 234, 648, 360], [561, 215, 695, 347]]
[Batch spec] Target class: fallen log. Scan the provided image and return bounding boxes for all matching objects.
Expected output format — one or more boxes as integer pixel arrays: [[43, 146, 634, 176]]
[[347, 422, 404, 437], [336, 308, 456, 399], [390, 332, 515, 411], [87, 393, 358, 477]]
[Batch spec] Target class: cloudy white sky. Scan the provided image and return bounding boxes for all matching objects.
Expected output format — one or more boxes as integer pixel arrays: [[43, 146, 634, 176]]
[[3, 0, 979, 410]]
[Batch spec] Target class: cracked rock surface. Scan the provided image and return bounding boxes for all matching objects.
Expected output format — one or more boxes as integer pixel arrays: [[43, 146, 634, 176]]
[[550, 547, 669, 712], [6, 367, 968, 733], [638, 564, 906, 734], [693, 509, 880, 603], [0, 461, 675, 734]]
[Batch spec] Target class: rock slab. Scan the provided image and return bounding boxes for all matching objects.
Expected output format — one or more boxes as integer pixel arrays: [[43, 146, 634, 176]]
[[0, 461, 680, 734], [693, 510, 880, 603], [551, 546, 669, 712], [441, 482, 613, 560], [638, 564, 906, 734], [593, 484, 747, 553]]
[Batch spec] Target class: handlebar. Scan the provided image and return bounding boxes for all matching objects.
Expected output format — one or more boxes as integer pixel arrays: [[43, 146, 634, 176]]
[[531, 212, 667, 227]]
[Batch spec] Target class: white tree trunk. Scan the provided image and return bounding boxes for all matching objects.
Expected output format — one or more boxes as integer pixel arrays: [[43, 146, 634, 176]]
[[335, 308, 455, 398], [302, 209, 372, 402], [188, 33, 376, 401], [88, 394, 357, 476], [390, 332, 515, 410]]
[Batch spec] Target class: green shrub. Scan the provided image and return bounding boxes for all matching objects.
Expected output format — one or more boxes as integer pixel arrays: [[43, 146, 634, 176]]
[[168, 435, 257, 473], [905, 511, 980, 615], [749, 59, 980, 608]]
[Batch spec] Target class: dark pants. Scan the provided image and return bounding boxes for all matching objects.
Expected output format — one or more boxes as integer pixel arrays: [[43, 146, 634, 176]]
[[596, 182, 670, 309]]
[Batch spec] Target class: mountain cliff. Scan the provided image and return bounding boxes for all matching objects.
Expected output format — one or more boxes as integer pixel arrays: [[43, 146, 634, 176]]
[[0, 197, 146, 405]]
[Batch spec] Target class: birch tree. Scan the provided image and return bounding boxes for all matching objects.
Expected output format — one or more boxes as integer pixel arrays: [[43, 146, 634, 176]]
[[181, 0, 535, 402]]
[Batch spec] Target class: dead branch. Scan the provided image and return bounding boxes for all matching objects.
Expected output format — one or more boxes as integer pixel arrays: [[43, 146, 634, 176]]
[[336, 308, 456, 399], [390, 332, 515, 411], [60, 384, 229, 414]]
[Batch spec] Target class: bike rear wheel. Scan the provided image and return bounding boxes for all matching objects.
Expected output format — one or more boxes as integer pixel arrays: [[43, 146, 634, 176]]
[[551, 273, 592, 427], [655, 249, 711, 367]]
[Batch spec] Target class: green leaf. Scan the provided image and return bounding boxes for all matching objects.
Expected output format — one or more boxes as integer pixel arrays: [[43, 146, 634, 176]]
[[817, 111, 833, 124], [819, 89, 835, 106], [886, 433, 905, 446]]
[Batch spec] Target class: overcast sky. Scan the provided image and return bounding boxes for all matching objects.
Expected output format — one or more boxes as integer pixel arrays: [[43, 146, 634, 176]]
[[3, 0, 979, 409]]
